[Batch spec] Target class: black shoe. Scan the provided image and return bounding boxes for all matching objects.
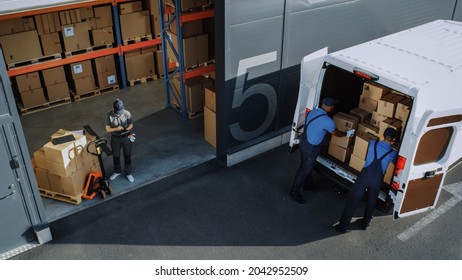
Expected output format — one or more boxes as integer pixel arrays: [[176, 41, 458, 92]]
[[334, 224, 348, 234], [289, 191, 306, 204], [360, 220, 370, 230]]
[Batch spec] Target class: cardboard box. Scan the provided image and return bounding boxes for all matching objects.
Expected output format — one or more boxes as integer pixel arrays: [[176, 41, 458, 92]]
[[395, 97, 412, 124], [170, 33, 209, 68], [120, 10, 151, 40], [171, 76, 206, 113], [371, 111, 388, 127], [349, 107, 371, 123], [204, 106, 216, 148], [94, 5, 113, 28], [333, 112, 358, 132], [62, 22, 91, 51], [119, 1, 143, 14], [34, 167, 51, 191], [125, 52, 156, 81], [328, 142, 352, 163], [169, 19, 203, 38], [22, 16, 36, 31], [46, 157, 78, 178], [377, 93, 406, 118], [90, 27, 114, 46], [150, 14, 161, 35], [384, 162, 395, 184], [96, 71, 118, 88], [378, 118, 402, 139], [349, 154, 365, 172], [353, 130, 377, 159], [43, 131, 87, 165], [79, 7, 94, 19], [358, 122, 380, 138], [48, 165, 88, 196], [204, 86, 216, 112], [330, 134, 352, 149], [0, 18, 25, 35], [94, 55, 116, 73], [0, 30, 43, 64], [146, 0, 160, 15], [169, 0, 208, 10], [34, 148, 48, 170], [42, 66, 66, 86], [46, 82, 70, 102], [358, 95, 378, 113], [69, 60, 93, 79], [154, 50, 164, 76], [40, 32, 62, 56], [15, 72, 42, 92], [20, 88, 46, 108], [362, 82, 389, 101], [73, 75, 96, 95]]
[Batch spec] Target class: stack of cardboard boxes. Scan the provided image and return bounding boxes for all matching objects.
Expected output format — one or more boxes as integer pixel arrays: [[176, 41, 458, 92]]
[[14, 72, 46, 109], [327, 81, 412, 184], [204, 85, 216, 147], [119, 1, 151, 42], [94, 55, 118, 89], [171, 75, 213, 116], [32, 129, 101, 201], [68, 59, 97, 96], [42, 66, 70, 102]]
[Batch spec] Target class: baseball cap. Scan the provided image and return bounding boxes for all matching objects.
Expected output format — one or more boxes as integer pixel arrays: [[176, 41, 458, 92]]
[[384, 127, 397, 139], [113, 99, 125, 115], [322, 97, 337, 106]]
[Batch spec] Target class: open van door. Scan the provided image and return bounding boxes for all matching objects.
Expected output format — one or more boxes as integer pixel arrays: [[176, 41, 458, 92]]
[[394, 110, 462, 218], [289, 48, 327, 151]]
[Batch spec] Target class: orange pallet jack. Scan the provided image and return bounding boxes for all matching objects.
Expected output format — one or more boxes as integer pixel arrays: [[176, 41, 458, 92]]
[[83, 125, 113, 199]]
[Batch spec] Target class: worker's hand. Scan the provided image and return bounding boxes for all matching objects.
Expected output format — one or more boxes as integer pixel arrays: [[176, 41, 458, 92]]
[[346, 129, 355, 137], [117, 126, 124, 131]]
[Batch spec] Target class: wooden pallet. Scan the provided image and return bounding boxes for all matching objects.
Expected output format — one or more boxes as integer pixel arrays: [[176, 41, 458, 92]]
[[71, 89, 101, 101], [49, 97, 72, 108], [184, 59, 215, 72], [128, 75, 157, 86], [99, 84, 119, 94], [64, 44, 113, 57], [18, 102, 51, 115], [7, 53, 62, 69], [39, 189, 83, 205], [123, 35, 153, 45]]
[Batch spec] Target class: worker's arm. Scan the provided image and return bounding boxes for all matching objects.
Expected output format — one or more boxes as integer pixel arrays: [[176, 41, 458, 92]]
[[331, 128, 347, 137], [106, 125, 125, 133]]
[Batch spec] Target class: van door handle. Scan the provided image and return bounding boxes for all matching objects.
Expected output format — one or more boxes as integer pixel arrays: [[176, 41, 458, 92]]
[[424, 170, 436, 178]]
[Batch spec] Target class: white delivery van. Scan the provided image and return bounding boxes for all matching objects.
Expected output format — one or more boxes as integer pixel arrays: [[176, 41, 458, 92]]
[[289, 20, 462, 219]]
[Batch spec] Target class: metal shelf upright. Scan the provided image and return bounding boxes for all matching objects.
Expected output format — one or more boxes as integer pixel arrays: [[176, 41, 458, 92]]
[[159, 0, 215, 120]]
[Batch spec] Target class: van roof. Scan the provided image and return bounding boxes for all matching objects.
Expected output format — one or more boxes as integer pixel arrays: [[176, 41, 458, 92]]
[[326, 20, 462, 97]]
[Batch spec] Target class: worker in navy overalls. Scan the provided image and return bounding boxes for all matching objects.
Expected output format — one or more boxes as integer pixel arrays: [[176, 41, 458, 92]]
[[335, 127, 398, 233], [290, 97, 349, 204]]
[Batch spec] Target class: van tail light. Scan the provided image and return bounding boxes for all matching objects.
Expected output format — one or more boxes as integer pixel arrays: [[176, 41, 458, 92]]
[[305, 108, 311, 117], [391, 155, 406, 190]]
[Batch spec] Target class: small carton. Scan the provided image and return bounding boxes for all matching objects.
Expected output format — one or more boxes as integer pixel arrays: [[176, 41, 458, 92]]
[[358, 95, 378, 113], [328, 142, 352, 163], [352, 130, 378, 159], [350, 107, 371, 123], [395, 97, 412, 124], [362, 82, 389, 101], [377, 93, 406, 118], [349, 154, 365, 172]]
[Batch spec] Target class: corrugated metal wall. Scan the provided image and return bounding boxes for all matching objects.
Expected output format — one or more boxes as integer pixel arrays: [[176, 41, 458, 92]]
[[216, 0, 460, 164]]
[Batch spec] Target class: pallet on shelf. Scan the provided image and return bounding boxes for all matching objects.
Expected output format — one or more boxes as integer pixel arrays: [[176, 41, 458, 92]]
[[7, 53, 62, 69], [18, 102, 51, 115], [99, 84, 120, 94], [128, 75, 157, 86], [49, 97, 72, 108], [188, 110, 203, 119], [123, 34, 153, 45], [71, 89, 101, 101], [39, 188, 83, 205]]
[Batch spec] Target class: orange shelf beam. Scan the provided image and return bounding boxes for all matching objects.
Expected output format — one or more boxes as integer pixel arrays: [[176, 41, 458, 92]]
[[7, 47, 118, 77], [121, 38, 162, 52], [181, 9, 215, 23], [183, 64, 215, 80]]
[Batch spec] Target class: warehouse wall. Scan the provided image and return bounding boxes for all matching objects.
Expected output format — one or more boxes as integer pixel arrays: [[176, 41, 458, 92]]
[[217, 0, 460, 165]]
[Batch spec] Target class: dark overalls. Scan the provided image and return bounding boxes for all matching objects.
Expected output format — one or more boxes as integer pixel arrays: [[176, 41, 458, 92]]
[[291, 114, 326, 194], [338, 141, 393, 230], [111, 132, 132, 175]]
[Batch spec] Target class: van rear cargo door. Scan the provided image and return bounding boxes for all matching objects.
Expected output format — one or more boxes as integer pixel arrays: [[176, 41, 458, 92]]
[[289, 48, 327, 149], [394, 110, 462, 218]]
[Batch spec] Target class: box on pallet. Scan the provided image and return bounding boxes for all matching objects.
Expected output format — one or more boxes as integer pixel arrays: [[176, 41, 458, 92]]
[[20, 88, 46, 108], [15, 72, 41, 92], [61, 22, 91, 52], [42, 66, 66, 86], [0, 30, 43, 64], [39, 32, 62, 56], [119, 1, 143, 14], [120, 10, 151, 40], [94, 5, 113, 28], [90, 27, 114, 46], [72, 75, 96, 95], [169, 33, 209, 68], [46, 82, 70, 102], [125, 52, 155, 81]]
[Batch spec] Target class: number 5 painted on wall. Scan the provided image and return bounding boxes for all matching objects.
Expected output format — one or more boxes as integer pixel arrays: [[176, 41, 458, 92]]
[[230, 51, 278, 142]]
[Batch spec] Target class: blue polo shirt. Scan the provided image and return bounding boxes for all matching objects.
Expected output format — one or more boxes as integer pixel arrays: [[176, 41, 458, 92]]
[[364, 139, 398, 174], [305, 108, 336, 145]]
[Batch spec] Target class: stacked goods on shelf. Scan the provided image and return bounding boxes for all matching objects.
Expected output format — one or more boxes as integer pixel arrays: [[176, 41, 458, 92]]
[[168, 24, 209, 69], [32, 129, 101, 204], [124, 48, 156, 84], [0, 29, 43, 66], [94, 55, 118, 90], [171, 75, 213, 115], [204, 84, 216, 147], [14, 72, 46, 109], [119, 1, 152, 42], [42, 66, 70, 102], [68, 59, 97, 98]]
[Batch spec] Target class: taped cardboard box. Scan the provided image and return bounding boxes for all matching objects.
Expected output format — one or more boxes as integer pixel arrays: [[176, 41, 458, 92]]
[[48, 165, 87, 196], [40, 32, 62, 56], [119, 1, 143, 14], [42, 66, 66, 86], [204, 106, 216, 147], [46, 82, 70, 102], [350, 107, 371, 123], [20, 88, 46, 108], [371, 111, 388, 127], [328, 142, 352, 163], [358, 122, 380, 138], [33, 148, 48, 170], [352, 130, 378, 160], [15, 72, 42, 92], [333, 112, 358, 132], [94, 5, 113, 28], [34, 167, 51, 191], [72, 75, 96, 95], [377, 93, 405, 118], [330, 134, 352, 149], [120, 10, 151, 40], [61, 22, 91, 52], [362, 81, 389, 101], [358, 95, 378, 113], [395, 97, 412, 124], [378, 118, 402, 139], [0, 30, 43, 64], [43, 130, 87, 166], [349, 154, 365, 172]]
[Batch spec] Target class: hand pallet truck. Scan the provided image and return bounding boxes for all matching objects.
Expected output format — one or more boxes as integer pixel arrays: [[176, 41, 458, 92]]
[[83, 125, 113, 199]]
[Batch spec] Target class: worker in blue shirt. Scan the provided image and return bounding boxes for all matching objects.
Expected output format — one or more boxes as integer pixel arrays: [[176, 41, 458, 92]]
[[289, 97, 350, 204], [335, 127, 398, 233]]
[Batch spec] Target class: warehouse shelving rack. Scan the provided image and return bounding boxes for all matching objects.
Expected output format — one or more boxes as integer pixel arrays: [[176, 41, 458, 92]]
[[159, 0, 215, 120], [0, 0, 161, 89]]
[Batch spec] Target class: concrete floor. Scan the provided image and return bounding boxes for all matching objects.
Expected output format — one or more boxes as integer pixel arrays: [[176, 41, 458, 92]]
[[20, 79, 216, 222]]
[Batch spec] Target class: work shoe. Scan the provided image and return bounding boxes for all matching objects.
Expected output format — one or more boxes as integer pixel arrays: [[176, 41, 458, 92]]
[[110, 172, 121, 180], [126, 174, 134, 183], [289, 191, 305, 204], [358, 219, 370, 230], [334, 224, 348, 234]]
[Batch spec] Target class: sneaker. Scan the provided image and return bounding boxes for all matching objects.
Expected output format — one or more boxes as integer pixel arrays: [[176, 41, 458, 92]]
[[126, 174, 134, 183], [289, 191, 306, 204], [334, 224, 348, 234], [109, 172, 121, 180]]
